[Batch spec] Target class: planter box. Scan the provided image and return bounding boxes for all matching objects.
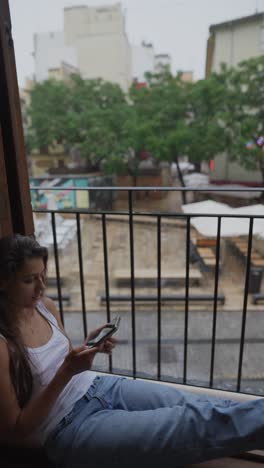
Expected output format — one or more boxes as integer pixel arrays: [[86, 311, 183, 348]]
[[116, 174, 165, 199]]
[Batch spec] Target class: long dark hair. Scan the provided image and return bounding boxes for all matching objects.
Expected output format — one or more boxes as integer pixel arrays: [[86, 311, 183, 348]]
[[0, 234, 48, 408]]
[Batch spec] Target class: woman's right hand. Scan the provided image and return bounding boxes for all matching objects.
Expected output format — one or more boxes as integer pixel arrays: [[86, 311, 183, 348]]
[[62, 345, 99, 378]]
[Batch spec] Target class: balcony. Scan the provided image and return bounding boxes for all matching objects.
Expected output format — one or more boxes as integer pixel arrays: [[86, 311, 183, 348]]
[[30, 186, 264, 467], [0, 1, 263, 463]]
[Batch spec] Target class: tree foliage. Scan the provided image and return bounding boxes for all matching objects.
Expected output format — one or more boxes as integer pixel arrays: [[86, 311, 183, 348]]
[[26, 56, 264, 181], [26, 79, 70, 153], [26, 75, 130, 171], [65, 76, 129, 167], [128, 71, 191, 164]]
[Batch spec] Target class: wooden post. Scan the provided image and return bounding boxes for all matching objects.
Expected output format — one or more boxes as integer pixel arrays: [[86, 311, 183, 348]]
[[0, 0, 34, 236], [0, 124, 12, 237]]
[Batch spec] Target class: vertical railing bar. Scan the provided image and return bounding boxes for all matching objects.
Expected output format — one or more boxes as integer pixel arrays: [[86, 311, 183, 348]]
[[128, 190, 136, 379], [51, 212, 64, 326], [157, 215, 162, 380], [237, 217, 254, 392], [209, 216, 221, 387], [102, 213, 112, 373], [76, 213, 88, 339], [183, 216, 191, 384]]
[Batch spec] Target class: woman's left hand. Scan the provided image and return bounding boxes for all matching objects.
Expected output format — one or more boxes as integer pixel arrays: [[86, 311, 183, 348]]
[[99, 337, 116, 354], [85, 325, 117, 354]]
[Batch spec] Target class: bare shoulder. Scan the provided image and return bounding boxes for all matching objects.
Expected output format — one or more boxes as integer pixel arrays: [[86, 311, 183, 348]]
[[42, 295, 57, 315], [41, 297, 72, 347], [42, 296, 64, 330]]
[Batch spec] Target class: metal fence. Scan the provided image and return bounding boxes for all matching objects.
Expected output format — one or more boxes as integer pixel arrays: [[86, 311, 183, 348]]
[[32, 186, 264, 396]]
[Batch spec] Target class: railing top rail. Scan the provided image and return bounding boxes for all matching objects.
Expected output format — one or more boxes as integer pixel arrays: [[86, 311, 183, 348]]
[[33, 208, 264, 219], [30, 185, 264, 193]]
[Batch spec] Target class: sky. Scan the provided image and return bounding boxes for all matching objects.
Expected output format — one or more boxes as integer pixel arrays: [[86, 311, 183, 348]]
[[9, 0, 264, 87]]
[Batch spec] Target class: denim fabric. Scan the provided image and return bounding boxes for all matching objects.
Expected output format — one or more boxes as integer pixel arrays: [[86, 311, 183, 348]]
[[45, 375, 264, 467]]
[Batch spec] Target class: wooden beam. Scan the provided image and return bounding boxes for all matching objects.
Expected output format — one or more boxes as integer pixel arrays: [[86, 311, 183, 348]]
[[0, 124, 12, 237], [0, 0, 34, 235]]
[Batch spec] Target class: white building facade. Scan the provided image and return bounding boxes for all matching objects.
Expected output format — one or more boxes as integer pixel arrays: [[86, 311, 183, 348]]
[[154, 54, 172, 73], [33, 31, 78, 82], [206, 12, 264, 75], [131, 43, 173, 85], [131, 42, 155, 83], [33, 3, 132, 92], [206, 12, 264, 185], [33, 3, 174, 91], [64, 4, 132, 91]]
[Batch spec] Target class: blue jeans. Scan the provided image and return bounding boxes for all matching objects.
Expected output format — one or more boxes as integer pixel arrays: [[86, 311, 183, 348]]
[[45, 375, 264, 467]]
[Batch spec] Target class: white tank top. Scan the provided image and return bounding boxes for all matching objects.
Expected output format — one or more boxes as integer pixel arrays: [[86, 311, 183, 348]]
[[0, 300, 96, 446]]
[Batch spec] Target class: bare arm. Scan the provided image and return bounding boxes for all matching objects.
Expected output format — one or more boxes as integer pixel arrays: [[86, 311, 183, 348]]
[[13, 359, 73, 444], [0, 339, 98, 445], [0, 297, 112, 445]]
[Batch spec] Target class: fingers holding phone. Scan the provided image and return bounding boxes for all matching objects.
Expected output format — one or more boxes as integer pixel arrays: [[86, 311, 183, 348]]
[[86, 324, 108, 342], [64, 345, 99, 376], [63, 317, 121, 376], [85, 316, 120, 352], [99, 336, 117, 354]]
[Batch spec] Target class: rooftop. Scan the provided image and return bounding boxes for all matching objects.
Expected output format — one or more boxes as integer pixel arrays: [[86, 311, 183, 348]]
[[209, 11, 264, 33]]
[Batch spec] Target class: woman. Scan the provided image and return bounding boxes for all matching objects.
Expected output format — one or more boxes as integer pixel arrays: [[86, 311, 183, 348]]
[[0, 234, 263, 468]]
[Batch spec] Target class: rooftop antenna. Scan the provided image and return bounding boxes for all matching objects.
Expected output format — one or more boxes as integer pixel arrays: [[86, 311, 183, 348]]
[[256, 0, 259, 12]]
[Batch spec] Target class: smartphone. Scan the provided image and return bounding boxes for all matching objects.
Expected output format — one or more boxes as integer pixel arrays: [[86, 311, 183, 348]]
[[86, 316, 120, 348]]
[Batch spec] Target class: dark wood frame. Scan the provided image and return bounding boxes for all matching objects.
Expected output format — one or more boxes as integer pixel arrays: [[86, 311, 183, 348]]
[[0, 123, 12, 237], [0, 0, 34, 236]]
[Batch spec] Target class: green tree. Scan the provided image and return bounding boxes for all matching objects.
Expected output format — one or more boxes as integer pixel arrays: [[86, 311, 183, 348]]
[[28, 64, 264, 189], [127, 71, 192, 199], [129, 71, 191, 162], [65, 75, 130, 171], [190, 57, 264, 184], [218, 56, 264, 182], [26, 76, 130, 171], [186, 71, 230, 169], [26, 79, 70, 153]]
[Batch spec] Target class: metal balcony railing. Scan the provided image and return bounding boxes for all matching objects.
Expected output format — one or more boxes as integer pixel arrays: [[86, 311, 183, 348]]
[[31, 186, 264, 398]]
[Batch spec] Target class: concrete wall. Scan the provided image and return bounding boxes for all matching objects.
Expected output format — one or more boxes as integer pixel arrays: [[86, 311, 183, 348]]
[[30, 153, 71, 177], [154, 54, 172, 73], [34, 4, 167, 91], [71, 35, 131, 91], [34, 31, 78, 82], [211, 153, 262, 184], [64, 4, 132, 91], [131, 44, 155, 82], [211, 16, 264, 72], [64, 4, 124, 41], [48, 62, 78, 82]]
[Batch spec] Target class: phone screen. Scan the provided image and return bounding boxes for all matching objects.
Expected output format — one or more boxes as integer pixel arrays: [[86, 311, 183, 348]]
[[87, 317, 120, 348], [92, 327, 114, 343]]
